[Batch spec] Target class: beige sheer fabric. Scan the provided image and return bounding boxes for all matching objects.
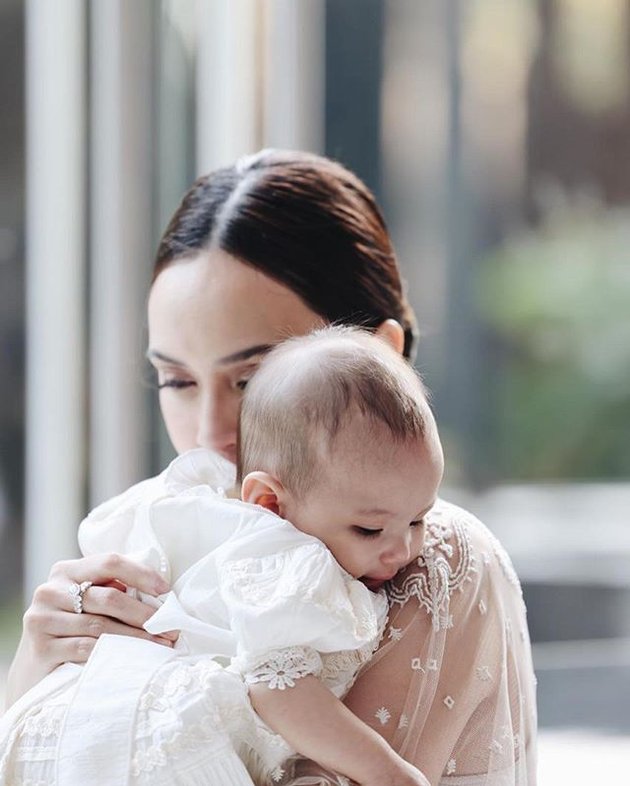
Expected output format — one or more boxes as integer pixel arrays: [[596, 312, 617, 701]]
[[272, 499, 537, 786]]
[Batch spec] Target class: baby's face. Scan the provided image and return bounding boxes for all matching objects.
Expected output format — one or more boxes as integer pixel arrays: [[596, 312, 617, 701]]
[[281, 417, 444, 591]]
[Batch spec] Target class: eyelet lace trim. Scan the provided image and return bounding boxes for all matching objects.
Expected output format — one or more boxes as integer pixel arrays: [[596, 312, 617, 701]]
[[128, 657, 293, 781], [19, 706, 65, 740], [131, 710, 224, 777], [244, 646, 323, 690], [0, 704, 67, 783], [137, 658, 224, 713]]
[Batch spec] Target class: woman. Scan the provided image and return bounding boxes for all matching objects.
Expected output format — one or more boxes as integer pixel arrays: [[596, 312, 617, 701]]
[[7, 149, 537, 785]]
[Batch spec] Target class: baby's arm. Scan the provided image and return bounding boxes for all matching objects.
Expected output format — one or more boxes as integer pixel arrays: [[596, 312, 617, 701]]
[[249, 675, 429, 786]]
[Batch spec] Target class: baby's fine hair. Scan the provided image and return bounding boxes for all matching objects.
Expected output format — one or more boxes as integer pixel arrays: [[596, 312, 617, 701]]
[[237, 326, 430, 498]]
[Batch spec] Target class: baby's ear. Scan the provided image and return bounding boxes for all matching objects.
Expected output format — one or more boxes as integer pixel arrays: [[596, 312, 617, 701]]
[[241, 471, 284, 515]]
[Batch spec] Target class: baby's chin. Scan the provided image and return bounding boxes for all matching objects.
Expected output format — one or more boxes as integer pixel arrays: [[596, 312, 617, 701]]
[[361, 579, 385, 593]]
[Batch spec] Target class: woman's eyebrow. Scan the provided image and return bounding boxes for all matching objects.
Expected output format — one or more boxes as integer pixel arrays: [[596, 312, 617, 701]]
[[215, 344, 274, 366], [146, 349, 183, 365], [145, 345, 274, 367]]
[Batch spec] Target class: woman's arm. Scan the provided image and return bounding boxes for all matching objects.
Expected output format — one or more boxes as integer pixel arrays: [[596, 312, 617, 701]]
[[250, 675, 429, 786], [6, 553, 175, 707], [277, 503, 537, 786]]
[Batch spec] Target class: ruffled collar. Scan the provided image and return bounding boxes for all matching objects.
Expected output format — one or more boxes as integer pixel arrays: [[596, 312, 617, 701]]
[[162, 448, 237, 496]]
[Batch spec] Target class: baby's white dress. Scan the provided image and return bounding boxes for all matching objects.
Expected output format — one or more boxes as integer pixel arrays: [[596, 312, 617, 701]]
[[0, 449, 388, 786]]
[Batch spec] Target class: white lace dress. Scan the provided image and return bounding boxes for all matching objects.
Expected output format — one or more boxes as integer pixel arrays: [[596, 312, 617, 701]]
[[0, 450, 389, 786]]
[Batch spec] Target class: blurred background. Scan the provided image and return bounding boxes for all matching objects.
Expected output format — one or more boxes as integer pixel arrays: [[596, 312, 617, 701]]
[[0, 0, 628, 780]]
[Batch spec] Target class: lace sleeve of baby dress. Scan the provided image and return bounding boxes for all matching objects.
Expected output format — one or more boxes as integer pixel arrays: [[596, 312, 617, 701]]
[[215, 523, 389, 696], [271, 500, 538, 786]]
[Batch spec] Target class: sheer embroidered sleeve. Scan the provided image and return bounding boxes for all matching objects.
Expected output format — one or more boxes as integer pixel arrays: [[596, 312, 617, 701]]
[[271, 500, 537, 786]]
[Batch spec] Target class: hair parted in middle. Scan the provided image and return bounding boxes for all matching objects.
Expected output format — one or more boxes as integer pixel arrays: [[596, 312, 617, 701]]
[[153, 149, 419, 360], [237, 326, 430, 498]]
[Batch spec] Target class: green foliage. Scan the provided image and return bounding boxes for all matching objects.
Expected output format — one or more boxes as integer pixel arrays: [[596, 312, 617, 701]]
[[476, 196, 630, 480]]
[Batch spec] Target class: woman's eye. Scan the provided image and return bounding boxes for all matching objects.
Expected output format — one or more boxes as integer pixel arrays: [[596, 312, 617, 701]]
[[157, 378, 195, 391], [354, 526, 382, 538], [231, 365, 259, 392]]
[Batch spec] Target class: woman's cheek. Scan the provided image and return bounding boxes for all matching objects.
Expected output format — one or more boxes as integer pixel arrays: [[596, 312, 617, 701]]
[[159, 393, 198, 454]]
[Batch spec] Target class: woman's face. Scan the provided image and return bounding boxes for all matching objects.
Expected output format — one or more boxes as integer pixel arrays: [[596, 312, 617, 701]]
[[147, 248, 324, 463]]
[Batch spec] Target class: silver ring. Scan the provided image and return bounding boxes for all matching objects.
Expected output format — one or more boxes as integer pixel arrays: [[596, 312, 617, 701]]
[[68, 580, 93, 614]]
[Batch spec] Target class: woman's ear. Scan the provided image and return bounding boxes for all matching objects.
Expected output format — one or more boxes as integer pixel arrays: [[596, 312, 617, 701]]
[[375, 318, 404, 355], [241, 471, 285, 516]]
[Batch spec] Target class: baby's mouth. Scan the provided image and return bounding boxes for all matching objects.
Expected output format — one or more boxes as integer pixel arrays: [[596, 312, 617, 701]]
[[360, 573, 396, 592]]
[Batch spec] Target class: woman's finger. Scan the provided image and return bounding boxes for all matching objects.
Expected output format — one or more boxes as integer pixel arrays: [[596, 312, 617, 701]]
[[24, 608, 177, 648], [48, 582, 176, 635], [48, 631, 174, 667], [64, 614, 173, 646], [49, 553, 170, 596], [80, 585, 161, 629]]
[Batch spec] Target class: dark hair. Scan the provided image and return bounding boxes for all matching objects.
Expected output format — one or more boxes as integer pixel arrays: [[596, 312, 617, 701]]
[[154, 149, 418, 359]]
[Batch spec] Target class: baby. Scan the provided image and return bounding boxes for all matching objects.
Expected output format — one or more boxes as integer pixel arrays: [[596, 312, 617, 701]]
[[0, 326, 444, 786]]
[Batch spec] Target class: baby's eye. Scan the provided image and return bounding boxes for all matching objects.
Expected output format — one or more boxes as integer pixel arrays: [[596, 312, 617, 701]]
[[234, 378, 249, 392], [410, 518, 425, 529], [157, 378, 195, 391], [353, 526, 382, 538]]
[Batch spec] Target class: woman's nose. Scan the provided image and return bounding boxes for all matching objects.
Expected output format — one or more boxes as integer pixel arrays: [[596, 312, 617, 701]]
[[196, 390, 238, 461]]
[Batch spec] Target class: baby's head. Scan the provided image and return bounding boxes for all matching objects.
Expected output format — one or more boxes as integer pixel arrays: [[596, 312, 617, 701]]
[[237, 326, 444, 590]]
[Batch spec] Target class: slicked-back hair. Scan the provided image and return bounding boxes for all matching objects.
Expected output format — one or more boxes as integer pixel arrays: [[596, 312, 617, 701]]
[[154, 149, 418, 360], [237, 326, 429, 498]]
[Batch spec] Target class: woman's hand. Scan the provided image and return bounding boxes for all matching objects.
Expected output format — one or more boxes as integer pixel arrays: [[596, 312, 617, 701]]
[[6, 553, 177, 707]]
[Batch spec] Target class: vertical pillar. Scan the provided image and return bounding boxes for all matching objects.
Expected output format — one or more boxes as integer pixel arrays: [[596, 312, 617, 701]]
[[195, 0, 261, 174], [263, 0, 325, 153], [89, 0, 155, 505], [25, 0, 86, 595], [325, 0, 385, 198]]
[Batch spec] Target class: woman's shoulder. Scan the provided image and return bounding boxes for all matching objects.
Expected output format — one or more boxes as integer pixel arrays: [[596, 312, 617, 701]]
[[419, 496, 486, 579], [387, 497, 523, 629], [426, 498, 521, 584]]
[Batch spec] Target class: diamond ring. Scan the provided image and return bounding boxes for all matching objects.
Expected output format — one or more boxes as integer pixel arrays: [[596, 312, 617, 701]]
[[68, 580, 93, 614]]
